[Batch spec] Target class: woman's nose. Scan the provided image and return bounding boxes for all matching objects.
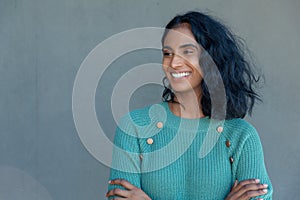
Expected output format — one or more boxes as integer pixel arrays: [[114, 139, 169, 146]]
[[170, 54, 184, 69]]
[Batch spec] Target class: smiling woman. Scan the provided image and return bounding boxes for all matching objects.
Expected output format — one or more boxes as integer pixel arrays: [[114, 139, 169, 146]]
[[162, 24, 204, 119], [106, 11, 273, 200]]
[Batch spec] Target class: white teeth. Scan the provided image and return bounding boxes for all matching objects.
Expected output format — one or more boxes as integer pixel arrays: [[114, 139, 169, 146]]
[[171, 72, 191, 78]]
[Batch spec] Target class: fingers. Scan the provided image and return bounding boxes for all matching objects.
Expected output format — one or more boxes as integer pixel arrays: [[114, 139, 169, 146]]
[[231, 179, 260, 192], [106, 187, 130, 198], [234, 180, 238, 187], [108, 179, 136, 190], [239, 188, 268, 199], [107, 179, 151, 200], [106, 179, 138, 198], [232, 180, 238, 189], [228, 179, 269, 200], [229, 179, 238, 192]]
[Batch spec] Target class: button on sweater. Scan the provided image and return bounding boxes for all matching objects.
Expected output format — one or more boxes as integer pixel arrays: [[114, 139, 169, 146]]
[[108, 102, 273, 199]]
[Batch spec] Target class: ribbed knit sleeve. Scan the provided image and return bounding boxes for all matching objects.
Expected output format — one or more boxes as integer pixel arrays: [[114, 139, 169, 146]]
[[235, 127, 273, 199], [107, 115, 142, 199]]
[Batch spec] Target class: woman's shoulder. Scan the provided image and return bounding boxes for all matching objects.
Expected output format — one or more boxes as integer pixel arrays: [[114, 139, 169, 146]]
[[223, 118, 261, 143], [225, 118, 257, 132], [118, 102, 165, 128]]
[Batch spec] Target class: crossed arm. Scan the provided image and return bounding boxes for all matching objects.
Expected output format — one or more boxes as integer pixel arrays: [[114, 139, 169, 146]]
[[106, 178, 269, 200]]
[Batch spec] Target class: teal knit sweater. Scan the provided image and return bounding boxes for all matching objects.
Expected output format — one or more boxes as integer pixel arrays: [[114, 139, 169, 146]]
[[108, 102, 273, 199]]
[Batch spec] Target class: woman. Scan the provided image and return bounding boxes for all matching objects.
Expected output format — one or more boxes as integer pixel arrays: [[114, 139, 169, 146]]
[[106, 11, 273, 200]]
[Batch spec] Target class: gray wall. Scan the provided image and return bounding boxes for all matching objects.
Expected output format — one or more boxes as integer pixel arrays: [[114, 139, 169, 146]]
[[1, 0, 299, 199]]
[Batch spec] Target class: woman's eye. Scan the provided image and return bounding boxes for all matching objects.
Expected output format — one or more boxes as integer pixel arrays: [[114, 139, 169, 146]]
[[163, 52, 173, 57], [183, 49, 194, 54]]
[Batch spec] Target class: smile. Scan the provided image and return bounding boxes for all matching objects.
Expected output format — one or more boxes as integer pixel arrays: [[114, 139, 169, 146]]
[[171, 72, 191, 78]]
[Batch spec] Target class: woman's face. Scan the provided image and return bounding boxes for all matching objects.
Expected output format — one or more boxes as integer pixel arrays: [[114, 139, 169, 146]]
[[162, 24, 202, 95]]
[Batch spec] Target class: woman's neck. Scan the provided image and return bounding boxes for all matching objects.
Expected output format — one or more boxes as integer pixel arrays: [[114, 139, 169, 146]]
[[169, 91, 205, 119]]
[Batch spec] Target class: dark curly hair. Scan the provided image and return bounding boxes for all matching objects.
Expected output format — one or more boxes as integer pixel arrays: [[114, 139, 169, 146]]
[[161, 11, 262, 120]]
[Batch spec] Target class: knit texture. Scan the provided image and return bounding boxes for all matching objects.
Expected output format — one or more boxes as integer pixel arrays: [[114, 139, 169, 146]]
[[108, 102, 273, 199]]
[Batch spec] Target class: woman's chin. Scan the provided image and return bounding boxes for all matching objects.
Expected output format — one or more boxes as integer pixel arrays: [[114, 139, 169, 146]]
[[172, 87, 197, 95]]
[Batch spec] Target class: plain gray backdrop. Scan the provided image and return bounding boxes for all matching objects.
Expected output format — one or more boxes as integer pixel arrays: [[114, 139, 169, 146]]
[[1, 0, 299, 199]]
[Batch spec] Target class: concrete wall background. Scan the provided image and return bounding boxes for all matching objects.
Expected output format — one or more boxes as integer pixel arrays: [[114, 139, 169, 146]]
[[1, 0, 299, 199]]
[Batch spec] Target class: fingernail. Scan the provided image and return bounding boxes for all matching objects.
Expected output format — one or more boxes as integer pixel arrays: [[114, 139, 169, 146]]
[[263, 184, 268, 187], [108, 180, 112, 184], [263, 189, 268, 193], [255, 179, 260, 183]]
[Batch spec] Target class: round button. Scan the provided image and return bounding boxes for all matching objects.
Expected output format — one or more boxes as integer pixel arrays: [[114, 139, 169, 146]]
[[229, 157, 234, 163], [156, 122, 163, 129], [226, 140, 231, 147], [217, 126, 223, 133], [147, 138, 154, 145]]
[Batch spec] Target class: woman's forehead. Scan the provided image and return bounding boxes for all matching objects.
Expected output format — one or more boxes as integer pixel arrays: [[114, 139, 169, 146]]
[[163, 27, 198, 48]]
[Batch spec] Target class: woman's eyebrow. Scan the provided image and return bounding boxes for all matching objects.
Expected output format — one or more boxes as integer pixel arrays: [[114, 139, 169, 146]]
[[179, 43, 199, 49], [162, 46, 173, 50], [162, 44, 199, 50]]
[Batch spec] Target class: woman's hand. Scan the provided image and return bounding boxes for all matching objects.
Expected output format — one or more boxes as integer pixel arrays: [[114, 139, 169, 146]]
[[225, 179, 268, 200], [106, 179, 151, 200]]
